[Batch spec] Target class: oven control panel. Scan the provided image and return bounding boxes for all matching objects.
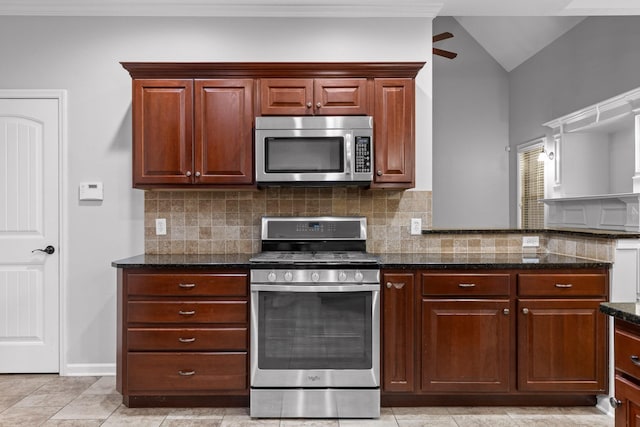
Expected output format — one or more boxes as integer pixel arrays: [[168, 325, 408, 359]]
[[251, 269, 380, 284]]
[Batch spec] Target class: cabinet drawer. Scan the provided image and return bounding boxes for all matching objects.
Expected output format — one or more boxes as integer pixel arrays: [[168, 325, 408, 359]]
[[127, 273, 247, 297], [421, 273, 510, 296], [616, 328, 640, 380], [128, 301, 247, 324], [127, 328, 247, 351], [518, 274, 606, 296], [127, 352, 247, 393]]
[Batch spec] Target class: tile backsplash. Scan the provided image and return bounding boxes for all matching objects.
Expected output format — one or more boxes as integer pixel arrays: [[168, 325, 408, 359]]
[[143, 188, 615, 261], [144, 189, 432, 254]]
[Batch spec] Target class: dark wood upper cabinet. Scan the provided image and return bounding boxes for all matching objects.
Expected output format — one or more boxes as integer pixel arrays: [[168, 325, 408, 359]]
[[132, 79, 193, 185], [372, 78, 415, 188], [122, 62, 425, 190], [195, 79, 254, 185], [259, 78, 369, 116]]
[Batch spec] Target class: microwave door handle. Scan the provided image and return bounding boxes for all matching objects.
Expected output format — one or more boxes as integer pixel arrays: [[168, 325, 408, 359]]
[[345, 134, 352, 175]]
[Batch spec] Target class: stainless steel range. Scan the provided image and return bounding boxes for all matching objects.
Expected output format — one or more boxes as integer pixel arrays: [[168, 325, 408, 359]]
[[249, 216, 380, 419]]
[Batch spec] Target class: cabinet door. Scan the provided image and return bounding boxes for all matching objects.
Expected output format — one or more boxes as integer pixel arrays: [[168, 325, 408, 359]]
[[314, 78, 369, 115], [195, 79, 254, 184], [372, 78, 415, 188], [382, 272, 415, 393], [421, 299, 510, 392], [517, 298, 607, 392], [259, 78, 313, 115], [132, 79, 193, 186]]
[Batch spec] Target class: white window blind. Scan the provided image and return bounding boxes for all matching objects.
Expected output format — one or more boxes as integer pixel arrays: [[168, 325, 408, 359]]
[[518, 146, 545, 228]]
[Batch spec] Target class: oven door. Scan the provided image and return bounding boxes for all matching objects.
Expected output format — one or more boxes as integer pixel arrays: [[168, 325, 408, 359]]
[[250, 283, 380, 388]]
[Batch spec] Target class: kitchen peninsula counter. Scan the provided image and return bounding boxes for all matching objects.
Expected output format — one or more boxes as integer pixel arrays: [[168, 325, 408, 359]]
[[422, 228, 640, 239], [600, 302, 640, 325]]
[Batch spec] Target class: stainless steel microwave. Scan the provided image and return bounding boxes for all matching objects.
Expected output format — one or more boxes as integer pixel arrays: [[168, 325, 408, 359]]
[[255, 116, 373, 186]]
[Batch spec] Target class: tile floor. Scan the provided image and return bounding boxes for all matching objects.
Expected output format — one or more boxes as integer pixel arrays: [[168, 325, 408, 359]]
[[0, 374, 613, 426]]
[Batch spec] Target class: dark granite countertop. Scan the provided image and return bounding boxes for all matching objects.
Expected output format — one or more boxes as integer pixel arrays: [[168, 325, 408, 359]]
[[113, 252, 610, 270], [600, 302, 640, 325], [375, 253, 610, 270], [422, 228, 640, 239], [111, 253, 253, 269]]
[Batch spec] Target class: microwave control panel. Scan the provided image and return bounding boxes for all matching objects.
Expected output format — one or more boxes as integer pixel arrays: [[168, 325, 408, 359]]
[[354, 136, 372, 173]]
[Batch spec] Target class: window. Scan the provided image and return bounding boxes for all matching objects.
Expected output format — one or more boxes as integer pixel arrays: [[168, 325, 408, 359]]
[[517, 140, 545, 228]]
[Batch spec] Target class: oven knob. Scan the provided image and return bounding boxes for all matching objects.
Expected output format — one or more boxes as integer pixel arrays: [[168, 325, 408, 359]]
[[338, 271, 347, 282], [311, 272, 320, 282], [267, 272, 277, 282], [284, 271, 293, 282], [354, 271, 364, 282]]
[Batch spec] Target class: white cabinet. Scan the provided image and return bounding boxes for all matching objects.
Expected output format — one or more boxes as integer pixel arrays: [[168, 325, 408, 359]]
[[542, 87, 640, 231]]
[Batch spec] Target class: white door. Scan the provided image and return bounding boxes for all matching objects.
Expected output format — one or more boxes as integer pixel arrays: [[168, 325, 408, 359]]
[[0, 94, 61, 373]]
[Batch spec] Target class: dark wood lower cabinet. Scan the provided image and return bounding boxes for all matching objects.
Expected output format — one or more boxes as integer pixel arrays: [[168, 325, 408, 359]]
[[421, 299, 510, 392], [613, 319, 640, 425], [381, 267, 609, 407], [116, 268, 249, 407], [382, 272, 416, 393]]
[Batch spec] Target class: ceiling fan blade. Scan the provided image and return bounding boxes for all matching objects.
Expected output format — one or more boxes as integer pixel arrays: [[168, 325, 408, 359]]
[[433, 48, 458, 59], [433, 32, 454, 42]]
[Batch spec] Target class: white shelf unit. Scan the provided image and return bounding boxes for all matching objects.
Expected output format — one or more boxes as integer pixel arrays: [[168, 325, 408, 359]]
[[542, 87, 640, 231]]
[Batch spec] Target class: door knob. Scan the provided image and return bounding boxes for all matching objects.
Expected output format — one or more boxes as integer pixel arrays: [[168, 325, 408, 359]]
[[32, 245, 55, 255]]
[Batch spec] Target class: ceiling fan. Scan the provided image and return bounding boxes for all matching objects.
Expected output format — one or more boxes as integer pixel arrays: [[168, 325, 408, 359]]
[[433, 32, 458, 59]]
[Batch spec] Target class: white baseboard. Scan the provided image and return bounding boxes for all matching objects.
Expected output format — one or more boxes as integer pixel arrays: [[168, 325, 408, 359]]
[[62, 363, 116, 376]]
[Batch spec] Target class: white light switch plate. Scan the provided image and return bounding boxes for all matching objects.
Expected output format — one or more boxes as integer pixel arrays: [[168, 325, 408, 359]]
[[410, 218, 422, 235], [522, 236, 540, 247], [155, 218, 167, 236]]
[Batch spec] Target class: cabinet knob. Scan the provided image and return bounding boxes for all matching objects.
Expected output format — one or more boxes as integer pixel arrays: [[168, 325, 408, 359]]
[[522, 308, 529, 315], [186, 171, 192, 177], [631, 355, 640, 366], [306, 102, 312, 108], [377, 170, 383, 176], [610, 397, 622, 409], [316, 102, 322, 109], [195, 171, 201, 177], [503, 308, 510, 315]]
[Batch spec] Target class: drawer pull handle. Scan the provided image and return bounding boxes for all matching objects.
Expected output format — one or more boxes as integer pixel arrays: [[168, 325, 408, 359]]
[[178, 370, 195, 376], [386, 282, 405, 289], [179, 283, 196, 289], [178, 310, 196, 316], [178, 337, 196, 343], [631, 355, 640, 366], [554, 283, 573, 288], [458, 283, 476, 288]]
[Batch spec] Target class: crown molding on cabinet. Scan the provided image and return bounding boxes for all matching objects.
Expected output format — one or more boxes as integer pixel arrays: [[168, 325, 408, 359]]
[[0, 0, 443, 18]]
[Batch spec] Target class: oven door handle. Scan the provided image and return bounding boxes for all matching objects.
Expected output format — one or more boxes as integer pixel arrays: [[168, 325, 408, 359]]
[[345, 133, 352, 175], [250, 284, 379, 292]]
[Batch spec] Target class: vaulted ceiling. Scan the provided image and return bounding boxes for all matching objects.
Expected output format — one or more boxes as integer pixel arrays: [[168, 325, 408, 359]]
[[0, 0, 638, 72]]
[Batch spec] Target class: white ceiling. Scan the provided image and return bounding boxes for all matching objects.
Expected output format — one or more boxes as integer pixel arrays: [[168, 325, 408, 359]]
[[0, 0, 638, 72]]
